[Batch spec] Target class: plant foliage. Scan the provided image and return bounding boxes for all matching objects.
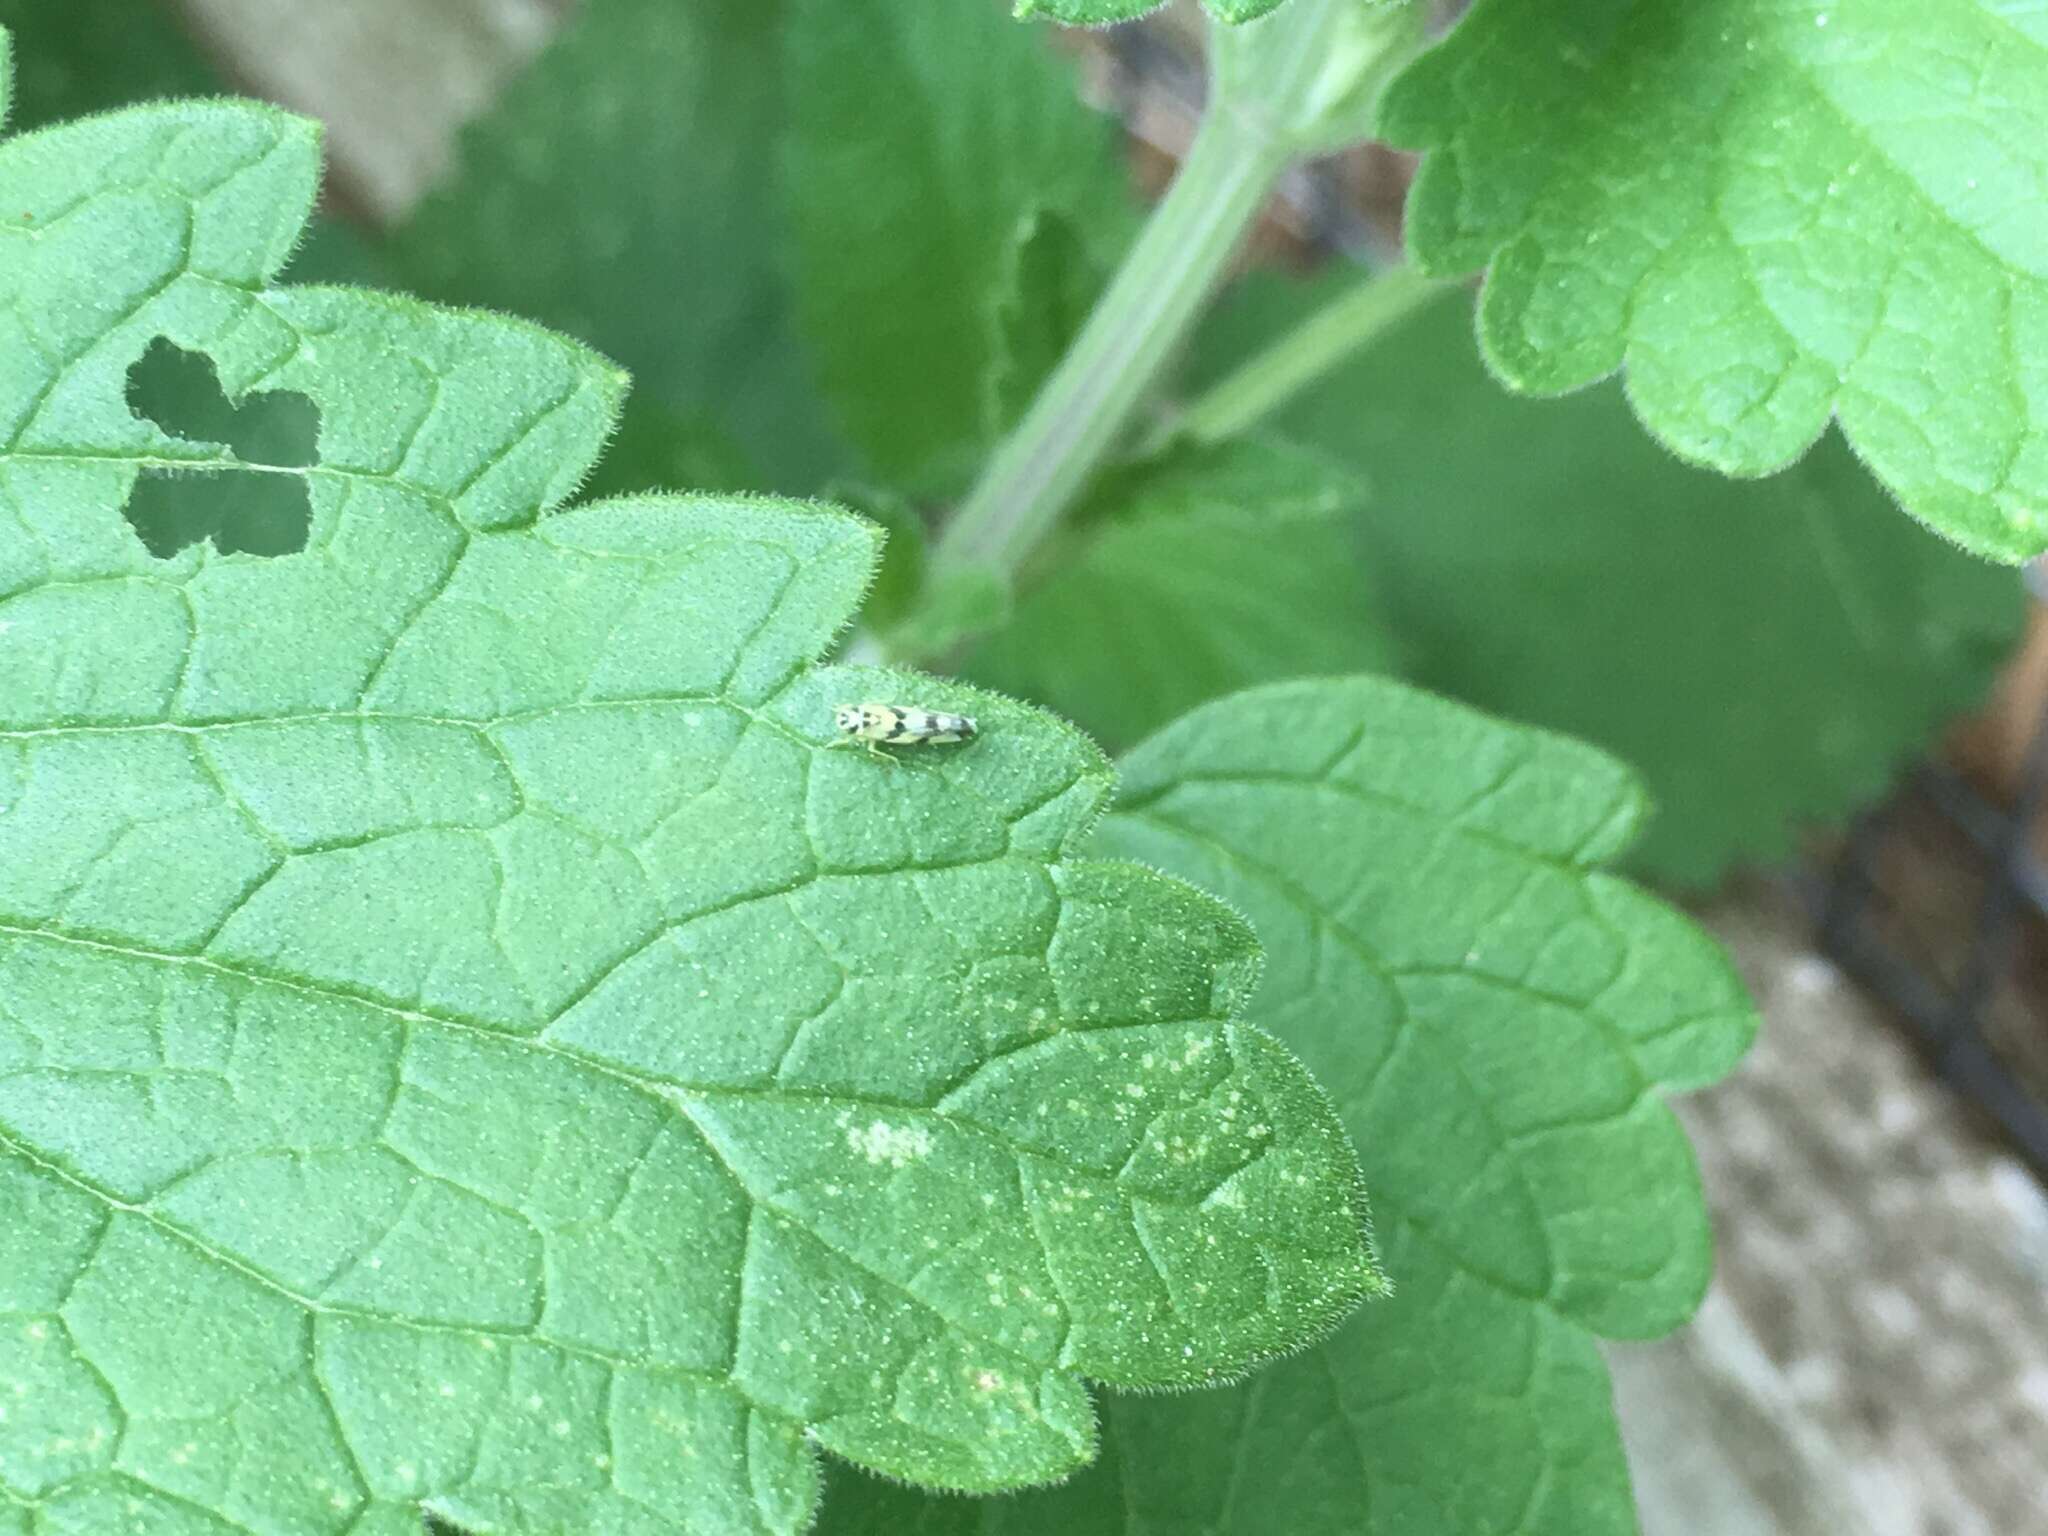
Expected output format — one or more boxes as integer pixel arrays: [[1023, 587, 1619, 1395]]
[[784, 0, 1132, 488], [0, 47, 1377, 1532], [1382, 0, 2048, 560], [818, 678, 1758, 1533], [5, 0, 2027, 1528], [1193, 281, 2026, 883], [964, 437, 1398, 751]]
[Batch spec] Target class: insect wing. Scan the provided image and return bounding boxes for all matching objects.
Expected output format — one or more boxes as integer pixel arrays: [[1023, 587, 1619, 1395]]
[[838, 703, 976, 746]]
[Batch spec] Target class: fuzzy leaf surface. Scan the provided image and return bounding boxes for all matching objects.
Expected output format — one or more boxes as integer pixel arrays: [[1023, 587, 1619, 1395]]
[[1381, 0, 2048, 559], [817, 677, 1757, 1535], [0, 58, 1379, 1535]]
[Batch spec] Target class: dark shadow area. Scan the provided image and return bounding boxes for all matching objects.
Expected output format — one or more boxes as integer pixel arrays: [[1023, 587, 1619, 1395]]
[[124, 338, 321, 558]]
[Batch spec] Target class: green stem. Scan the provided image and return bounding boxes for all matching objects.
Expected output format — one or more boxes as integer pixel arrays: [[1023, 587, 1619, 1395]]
[[931, 106, 1291, 578], [1170, 265, 1455, 447]]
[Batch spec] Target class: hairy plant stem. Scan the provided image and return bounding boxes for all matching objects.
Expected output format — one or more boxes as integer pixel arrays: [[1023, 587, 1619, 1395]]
[[930, 108, 1291, 578], [1169, 264, 1455, 448], [929, 0, 1428, 590]]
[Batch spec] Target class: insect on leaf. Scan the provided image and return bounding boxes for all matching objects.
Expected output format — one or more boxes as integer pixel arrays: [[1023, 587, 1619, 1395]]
[[0, 39, 1380, 1534]]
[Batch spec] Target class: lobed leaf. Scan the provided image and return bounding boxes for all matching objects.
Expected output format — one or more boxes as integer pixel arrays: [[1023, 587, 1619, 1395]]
[[0, 51, 1379, 1534], [0, 0, 385, 569], [819, 676, 1758, 1534], [1194, 279, 2024, 884], [1381, 0, 2048, 560]]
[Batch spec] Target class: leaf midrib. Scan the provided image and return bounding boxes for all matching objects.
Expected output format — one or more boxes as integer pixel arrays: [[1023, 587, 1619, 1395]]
[[0, 919, 1268, 1456], [1, 912, 1280, 1408], [0, 917, 1237, 1184]]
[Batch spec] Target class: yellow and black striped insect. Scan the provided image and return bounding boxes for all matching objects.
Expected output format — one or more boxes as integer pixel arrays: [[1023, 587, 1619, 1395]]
[[834, 702, 977, 757]]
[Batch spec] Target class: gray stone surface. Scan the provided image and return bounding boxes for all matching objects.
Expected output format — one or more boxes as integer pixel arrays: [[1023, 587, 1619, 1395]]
[[1617, 887, 2048, 1535], [173, 0, 564, 220]]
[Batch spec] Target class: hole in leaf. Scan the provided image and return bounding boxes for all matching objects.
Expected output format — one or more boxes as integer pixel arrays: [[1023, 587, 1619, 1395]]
[[123, 338, 320, 558]]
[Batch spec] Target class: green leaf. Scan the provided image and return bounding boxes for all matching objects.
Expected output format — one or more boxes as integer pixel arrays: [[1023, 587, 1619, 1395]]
[[785, 0, 1133, 488], [1196, 279, 2024, 885], [386, 0, 841, 490], [830, 491, 1013, 663], [0, 0, 387, 295], [886, 566, 1016, 665], [963, 437, 1398, 751], [818, 676, 1758, 1536], [1380, 0, 2048, 560], [0, 0, 389, 563], [0, 64, 1382, 1534]]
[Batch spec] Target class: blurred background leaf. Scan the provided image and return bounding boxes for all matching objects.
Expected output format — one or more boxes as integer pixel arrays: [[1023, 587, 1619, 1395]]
[[0, 0, 214, 127], [964, 436, 1398, 749], [985, 206, 1109, 441], [383, 0, 841, 491], [784, 0, 1134, 493], [1192, 277, 2027, 885]]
